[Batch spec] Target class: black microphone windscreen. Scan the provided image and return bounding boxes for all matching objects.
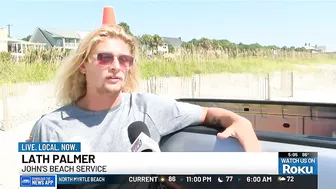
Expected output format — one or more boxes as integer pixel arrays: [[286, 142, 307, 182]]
[[127, 121, 151, 144]]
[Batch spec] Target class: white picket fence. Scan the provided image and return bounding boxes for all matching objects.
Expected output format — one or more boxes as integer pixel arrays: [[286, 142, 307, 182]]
[[1, 70, 336, 131]]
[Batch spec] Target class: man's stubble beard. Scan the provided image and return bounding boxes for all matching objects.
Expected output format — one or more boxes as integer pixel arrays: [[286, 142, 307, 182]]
[[98, 71, 128, 95]]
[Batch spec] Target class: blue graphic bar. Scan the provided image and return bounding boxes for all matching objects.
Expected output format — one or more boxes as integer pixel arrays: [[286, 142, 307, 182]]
[[20, 175, 56, 187], [18, 142, 81, 152]]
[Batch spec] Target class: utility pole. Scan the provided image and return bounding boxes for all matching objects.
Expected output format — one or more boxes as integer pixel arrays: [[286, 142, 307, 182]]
[[6, 24, 12, 37]]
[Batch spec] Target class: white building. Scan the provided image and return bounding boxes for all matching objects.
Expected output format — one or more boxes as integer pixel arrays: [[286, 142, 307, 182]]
[[157, 37, 183, 54], [29, 27, 90, 50], [0, 28, 46, 58]]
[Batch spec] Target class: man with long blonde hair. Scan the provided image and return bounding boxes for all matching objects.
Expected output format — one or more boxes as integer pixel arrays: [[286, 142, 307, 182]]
[[28, 24, 261, 152]]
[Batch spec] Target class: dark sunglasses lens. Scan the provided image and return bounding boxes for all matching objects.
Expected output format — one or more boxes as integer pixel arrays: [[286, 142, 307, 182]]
[[96, 53, 134, 67], [97, 53, 114, 62], [118, 55, 134, 66]]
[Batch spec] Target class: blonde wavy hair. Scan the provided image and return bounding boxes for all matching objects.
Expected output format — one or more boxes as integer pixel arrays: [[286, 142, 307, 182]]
[[54, 25, 140, 106]]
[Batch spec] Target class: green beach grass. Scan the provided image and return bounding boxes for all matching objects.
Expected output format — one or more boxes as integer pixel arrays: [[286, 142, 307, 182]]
[[1, 49, 336, 85]]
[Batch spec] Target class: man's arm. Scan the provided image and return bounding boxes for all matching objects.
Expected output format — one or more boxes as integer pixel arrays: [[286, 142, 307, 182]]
[[200, 107, 261, 152], [137, 93, 260, 152], [201, 107, 248, 128]]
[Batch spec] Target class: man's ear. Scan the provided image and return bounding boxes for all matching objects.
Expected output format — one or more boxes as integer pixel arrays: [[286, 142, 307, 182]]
[[79, 61, 86, 75]]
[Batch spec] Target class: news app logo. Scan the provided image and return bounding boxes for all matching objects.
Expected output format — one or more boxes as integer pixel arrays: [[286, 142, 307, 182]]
[[20, 176, 56, 187], [20, 176, 31, 187]]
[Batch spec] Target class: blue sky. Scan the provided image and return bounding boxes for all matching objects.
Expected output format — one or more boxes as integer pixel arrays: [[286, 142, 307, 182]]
[[1, 1, 336, 51]]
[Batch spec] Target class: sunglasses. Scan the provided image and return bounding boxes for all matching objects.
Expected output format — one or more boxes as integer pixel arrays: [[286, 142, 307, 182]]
[[93, 52, 134, 67]]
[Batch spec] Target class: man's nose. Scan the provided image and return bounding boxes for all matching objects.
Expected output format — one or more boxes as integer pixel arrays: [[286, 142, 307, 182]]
[[109, 57, 121, 71]]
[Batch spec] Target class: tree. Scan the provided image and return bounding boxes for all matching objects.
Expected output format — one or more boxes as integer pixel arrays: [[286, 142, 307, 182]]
[[140, 34, 154, 50], [168, 44, 175, 53], [181, 42, 193, 50], [177, 37, 309, 55], [199, 38, 212, 49], [22, 35, 31, 41], [281, 46, 288, 51], [118, 22, 133, 36], [152, 34, 164, 51]]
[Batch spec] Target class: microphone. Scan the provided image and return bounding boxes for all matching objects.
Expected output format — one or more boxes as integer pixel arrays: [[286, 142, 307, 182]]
[[128, 121, 161, 152]]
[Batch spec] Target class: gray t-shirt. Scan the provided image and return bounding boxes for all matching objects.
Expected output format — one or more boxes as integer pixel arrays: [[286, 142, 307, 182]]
[[30, 92, 203, 152]]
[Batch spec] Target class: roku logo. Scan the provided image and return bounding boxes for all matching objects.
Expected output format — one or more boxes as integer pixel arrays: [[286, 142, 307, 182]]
[[131, 139, 142, 152], [282, 165, 314, 174]]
